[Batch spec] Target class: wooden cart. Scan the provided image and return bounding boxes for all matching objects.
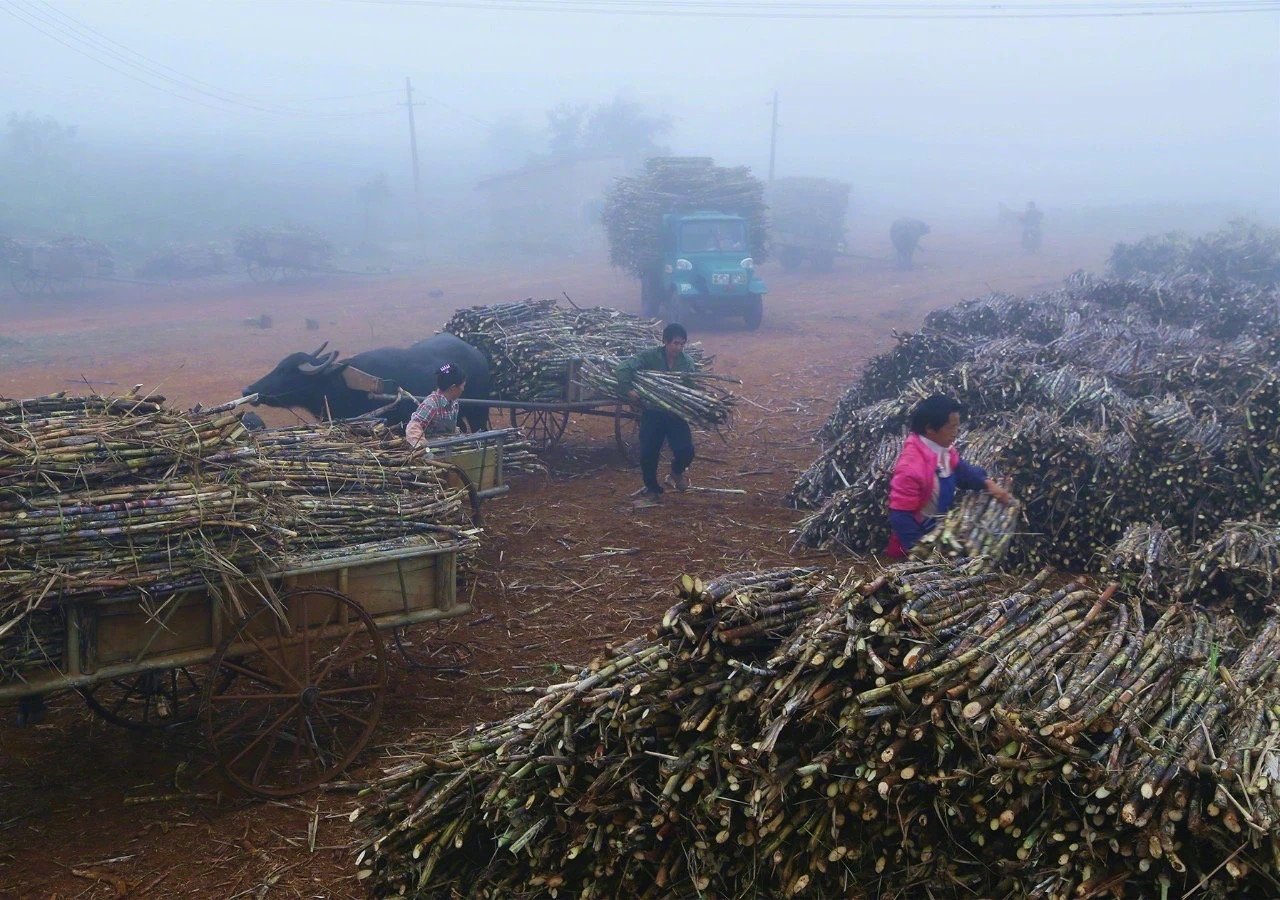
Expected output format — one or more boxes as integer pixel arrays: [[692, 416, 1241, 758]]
[[0, 535, 471, 796], [460, 360, 641, 460]]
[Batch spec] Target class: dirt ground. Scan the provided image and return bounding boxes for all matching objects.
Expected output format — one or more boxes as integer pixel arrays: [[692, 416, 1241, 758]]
[[0, 223, 1112, 898]]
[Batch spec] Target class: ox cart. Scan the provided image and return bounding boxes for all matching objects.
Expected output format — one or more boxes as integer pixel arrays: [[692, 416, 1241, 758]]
[[1, 534, 471, 797], [459, 360, 640, 460], [3, 237, 114, 296]]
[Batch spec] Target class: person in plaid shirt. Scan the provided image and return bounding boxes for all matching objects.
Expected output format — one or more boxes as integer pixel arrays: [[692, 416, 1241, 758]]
[[406, 363, 467, 447]]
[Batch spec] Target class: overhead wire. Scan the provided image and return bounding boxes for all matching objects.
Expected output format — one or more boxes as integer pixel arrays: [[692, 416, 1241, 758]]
[[335, 0, 1280, 18], [1, 0, 399, 119]]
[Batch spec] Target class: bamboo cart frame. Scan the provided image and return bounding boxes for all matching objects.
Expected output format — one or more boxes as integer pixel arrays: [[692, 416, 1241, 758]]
[[459, 360, 641, 461], [1, 536, 471, 796]]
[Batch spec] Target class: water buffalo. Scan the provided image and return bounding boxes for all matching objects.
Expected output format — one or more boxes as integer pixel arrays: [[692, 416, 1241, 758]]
[[890, 218, 930, 271], [243, 333, 491, 431]]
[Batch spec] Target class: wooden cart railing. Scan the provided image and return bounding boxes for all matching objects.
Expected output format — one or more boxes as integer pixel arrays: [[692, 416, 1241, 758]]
[[459, 361, 640, 460], [1, 535, 472, 796]]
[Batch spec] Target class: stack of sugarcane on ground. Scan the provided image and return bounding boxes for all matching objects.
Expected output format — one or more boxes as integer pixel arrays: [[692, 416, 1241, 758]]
[[602, 156, 769, 277], [0, 392, 474, 678], [444, 298, 737, 429], [1108, 219, 1280, 286], [356, 551, 1280, 898], [792, 232, 1280, 574]]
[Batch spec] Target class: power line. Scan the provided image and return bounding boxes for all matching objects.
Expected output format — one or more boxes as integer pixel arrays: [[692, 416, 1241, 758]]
[[1, 0, 400, 119], [335, 0, 1280, 18]]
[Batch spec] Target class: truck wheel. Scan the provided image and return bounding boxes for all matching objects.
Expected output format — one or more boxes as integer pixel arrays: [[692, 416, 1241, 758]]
[[667, 294, 690, 325], [743, 297, 763, 331], [640, 273, 661, 317], [779, 247, 804, 273]]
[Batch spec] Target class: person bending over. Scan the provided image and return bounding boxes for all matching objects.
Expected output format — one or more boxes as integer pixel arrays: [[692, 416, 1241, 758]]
[[886, 394, 1011, 557]]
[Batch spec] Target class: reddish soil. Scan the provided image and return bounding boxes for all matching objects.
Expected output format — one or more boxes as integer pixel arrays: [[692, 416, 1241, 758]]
[[0, 224, 1111, 898]]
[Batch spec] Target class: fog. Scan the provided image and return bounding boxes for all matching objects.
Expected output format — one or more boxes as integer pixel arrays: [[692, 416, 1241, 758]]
[[1, 0, 1277, 259]]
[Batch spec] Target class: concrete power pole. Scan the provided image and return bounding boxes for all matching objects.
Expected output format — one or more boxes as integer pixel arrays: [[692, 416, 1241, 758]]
[[402, 76, 425, 244], [768, 91, 779, 181]]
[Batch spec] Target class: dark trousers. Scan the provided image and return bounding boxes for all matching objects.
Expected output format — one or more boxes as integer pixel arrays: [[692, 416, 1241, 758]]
[[639, 409, 694, 493]]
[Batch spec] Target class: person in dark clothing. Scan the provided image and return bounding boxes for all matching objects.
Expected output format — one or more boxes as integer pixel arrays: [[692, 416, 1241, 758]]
[[889, 218, 930, 270], [885, 395, 1012, 557], [616, 323, 697, 507]]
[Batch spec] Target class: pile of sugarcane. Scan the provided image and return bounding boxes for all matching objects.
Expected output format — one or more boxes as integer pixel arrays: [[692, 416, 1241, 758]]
[[602, 156, 768, 277], [794, 240, 1280, 575], [444, 298, 697, 402], [1109, 219, 1280, 287], [0, 393, 473, 678], [356, 556, 1280, 898], [233, 225, 333, 269], [137, 241, 229, 279], [443, 298, 735, 427], [576, 357, 739, 428]]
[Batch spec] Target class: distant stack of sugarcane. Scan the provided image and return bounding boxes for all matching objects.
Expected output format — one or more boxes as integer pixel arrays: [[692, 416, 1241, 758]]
[[234, 225, 333, 272], [602, 156, 768, 277], [358, 556, 1280, 898], [137, 241, 229, 279], [794, 232, 1280, 574], [0, 392, 473, 678], [1109, 219, 1280, 286]]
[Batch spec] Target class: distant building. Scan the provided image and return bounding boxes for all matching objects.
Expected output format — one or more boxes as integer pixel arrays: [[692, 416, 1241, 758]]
[[475, 156, 627, 256]]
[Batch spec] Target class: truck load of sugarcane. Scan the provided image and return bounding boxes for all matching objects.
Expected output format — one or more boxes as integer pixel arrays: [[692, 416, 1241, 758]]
[[234, 225, 334, 281], [767, 176, 851, 272], [602, 157, 769, 328], [790, 230, 1280, 578], [0, 391, 475, 682], [355, 543, 1280, 898], [443, 298, 738, 429]]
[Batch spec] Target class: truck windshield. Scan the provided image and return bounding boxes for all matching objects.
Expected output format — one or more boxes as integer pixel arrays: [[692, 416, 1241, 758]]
[[680, 221, 747, 254]]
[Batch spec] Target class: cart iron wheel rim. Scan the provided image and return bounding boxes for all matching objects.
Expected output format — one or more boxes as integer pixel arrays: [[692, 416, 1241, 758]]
[[509, 406, 570, 452], [202, 587, 388, 797], [81, 667, 211, 733]]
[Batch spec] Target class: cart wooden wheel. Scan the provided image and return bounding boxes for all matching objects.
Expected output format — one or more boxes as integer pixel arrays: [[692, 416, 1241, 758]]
[[614, 404, 641, 466], [510, 407, 570, 452], [202, 587, 387, 797], [81, 667, 209, 732], [246, 261, 281, 283]]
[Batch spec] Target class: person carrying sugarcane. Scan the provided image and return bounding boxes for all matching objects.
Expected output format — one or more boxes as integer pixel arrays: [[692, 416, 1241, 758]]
[[405, 363, 467, 447], [617, 323, 697, 507], [885, 395, 1012, 558]]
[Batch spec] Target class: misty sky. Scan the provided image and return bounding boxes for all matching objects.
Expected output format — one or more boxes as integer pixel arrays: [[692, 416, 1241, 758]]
[[2, 1, 1278, 214]]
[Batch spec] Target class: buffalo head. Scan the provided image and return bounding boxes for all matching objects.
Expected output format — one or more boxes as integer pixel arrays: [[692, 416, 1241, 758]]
[[242, 343, 350, 418]]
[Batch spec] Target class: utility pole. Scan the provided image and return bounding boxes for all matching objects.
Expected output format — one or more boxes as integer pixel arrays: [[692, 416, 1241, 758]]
[[402, 76, 425, 244], [768, 90, 779, 181]]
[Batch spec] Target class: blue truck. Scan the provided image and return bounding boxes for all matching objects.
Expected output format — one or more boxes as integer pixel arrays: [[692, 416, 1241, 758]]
[[639, 211, 767, 330]]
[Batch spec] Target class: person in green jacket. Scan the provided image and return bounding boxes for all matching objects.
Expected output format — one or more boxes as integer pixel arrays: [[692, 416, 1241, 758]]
[[616, 323, 696, 506]]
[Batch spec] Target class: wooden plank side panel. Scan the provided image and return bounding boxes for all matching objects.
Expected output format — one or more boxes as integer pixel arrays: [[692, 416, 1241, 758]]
[[90, 591, 213, 669]]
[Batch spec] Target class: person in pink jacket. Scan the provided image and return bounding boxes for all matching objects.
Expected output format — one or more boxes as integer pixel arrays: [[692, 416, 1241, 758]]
[[885, 395, 1012, 558]]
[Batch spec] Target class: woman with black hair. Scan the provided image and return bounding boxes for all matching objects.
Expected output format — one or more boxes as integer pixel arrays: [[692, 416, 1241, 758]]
[[886, 394, 1012, 558], [406, 363, 467, 447]]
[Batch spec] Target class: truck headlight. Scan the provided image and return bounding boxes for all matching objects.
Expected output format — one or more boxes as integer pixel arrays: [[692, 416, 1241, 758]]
[[676, 258, 693, 271], [740, 258, 754, 270]]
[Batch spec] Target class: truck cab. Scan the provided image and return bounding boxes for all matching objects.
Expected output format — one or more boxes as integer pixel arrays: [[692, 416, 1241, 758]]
[[641, 212, 767, 330]]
